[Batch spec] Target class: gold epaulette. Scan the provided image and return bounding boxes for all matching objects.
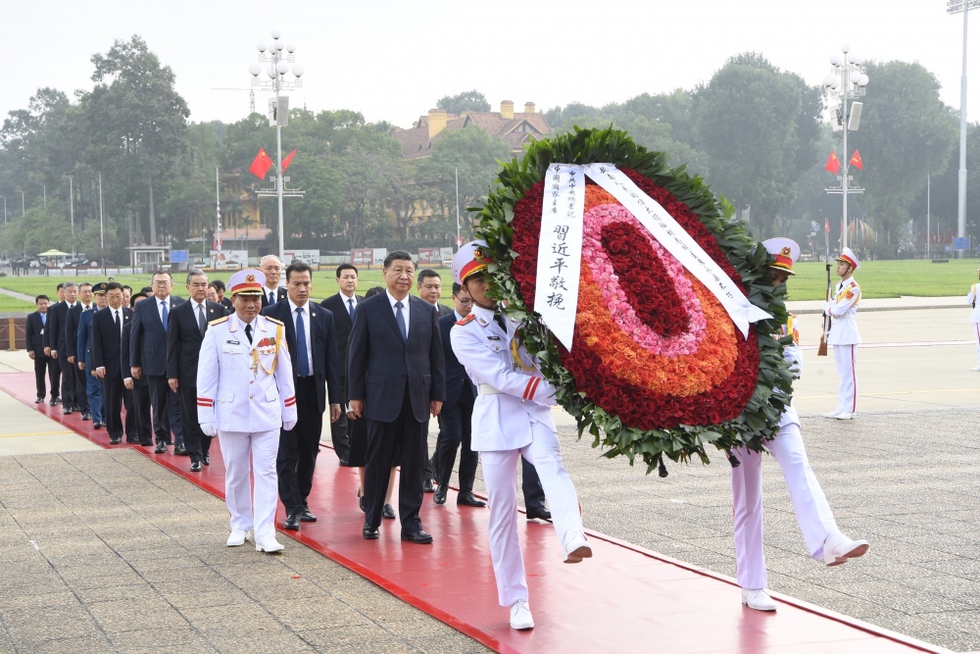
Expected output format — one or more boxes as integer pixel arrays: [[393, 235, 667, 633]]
[[208, 315, 230, 326], [456, 314, 476, 326], [264, 316, 284, 326]]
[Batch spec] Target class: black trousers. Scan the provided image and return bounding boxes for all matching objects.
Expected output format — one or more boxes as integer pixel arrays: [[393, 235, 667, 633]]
[[58, 356, 76, 408], [33, 355, 52, 400], [74, 363, 89, 412], [434, 391, 478, 492], [130, 382, 152, 444], [177, 383, 212, 464], [122, 387, 138, 442], [364, 388, 425, 534], [277, 377, 323, 515], [521, 458, 546, 510], [147, 375, 183, 446], [48, 357, 60, 401], [327, 377, 351, 463], [103, 374, 124, 440]]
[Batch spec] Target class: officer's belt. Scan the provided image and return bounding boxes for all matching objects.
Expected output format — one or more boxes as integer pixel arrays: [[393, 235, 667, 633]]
[[477, 383, 501, 396]]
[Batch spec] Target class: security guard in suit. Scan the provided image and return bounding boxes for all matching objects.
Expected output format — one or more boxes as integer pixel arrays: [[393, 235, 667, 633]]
[[77, 282, 108, 429], [197, 270, 297, 553], [449, 241, 591, 631]]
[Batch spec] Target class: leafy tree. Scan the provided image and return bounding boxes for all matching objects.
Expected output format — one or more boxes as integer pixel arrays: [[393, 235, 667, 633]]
[[437, 90, 491, 115]]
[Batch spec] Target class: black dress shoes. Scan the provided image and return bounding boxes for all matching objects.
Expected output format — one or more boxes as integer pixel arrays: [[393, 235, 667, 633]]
[[433, 486, 448, 505], [50, 397, 60, 406], [203, 454, 210, 465], [190, 461, 202, 472], [35, 397, 44, 404], [422, 479, 436, 493], [81, 413, 91, 421], [382, 504, 396, 519], [109, 437, 121, 445], [457, 492, 486, 507], [174, 444, 189, 456], [299, 508, 316, 522], [154, 443, 168, 454], [401, 530, 433, 544], [362, 524, 380, 539], [526, 507, 552, 521], [283, 514, 300, 530], [93, 422, 103, 430], [63, 407, 73, 415]]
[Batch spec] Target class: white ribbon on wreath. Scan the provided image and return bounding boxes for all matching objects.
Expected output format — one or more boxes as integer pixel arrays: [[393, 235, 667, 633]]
[[535, 162, 772, 351]]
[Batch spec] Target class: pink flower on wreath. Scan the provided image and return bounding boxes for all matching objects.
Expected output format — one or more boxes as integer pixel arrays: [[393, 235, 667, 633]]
[[581, 203, 707, 357]]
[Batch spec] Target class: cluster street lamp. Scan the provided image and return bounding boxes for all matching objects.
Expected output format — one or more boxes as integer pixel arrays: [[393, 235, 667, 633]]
[[947, 0, 980, 246], [248, 29, 305, 259], [823, 44, 869, 252]]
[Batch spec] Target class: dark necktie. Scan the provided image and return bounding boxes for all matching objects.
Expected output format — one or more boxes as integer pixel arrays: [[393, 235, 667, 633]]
[[295, 307, 310, 377], [198, 304, 207, 335], [245, 323, 253, 344], [269, 290, 276, 305], [394, 301, 407, 342], [348, 298, 355, 319], [114, 310, 120, 332], [494, 312, 507, 332], [161, 301, 168, 332]]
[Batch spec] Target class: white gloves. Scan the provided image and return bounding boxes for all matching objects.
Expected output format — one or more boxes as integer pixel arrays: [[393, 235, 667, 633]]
[[201, 423, 217, 437], [283, 420, 297, 432]]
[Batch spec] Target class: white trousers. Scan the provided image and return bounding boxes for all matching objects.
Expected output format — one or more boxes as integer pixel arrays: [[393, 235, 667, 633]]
[[973, 323, 980, 362], [219, 429, 281, 539], [833, 344, 857, 414], [731, 422, 838, 590], [480, 417, 585, 607]]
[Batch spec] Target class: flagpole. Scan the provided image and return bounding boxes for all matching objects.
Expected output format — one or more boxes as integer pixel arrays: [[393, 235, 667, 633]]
[[215, 165, 222, 259]]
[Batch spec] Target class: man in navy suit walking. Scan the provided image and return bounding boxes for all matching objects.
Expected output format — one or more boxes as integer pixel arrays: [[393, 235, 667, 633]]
[[26, 295, 55, 403], [319, 263, 362, 464], [263, 261, 342, 530], [348, 251, 446, 544], [130, 271, 185, 454]]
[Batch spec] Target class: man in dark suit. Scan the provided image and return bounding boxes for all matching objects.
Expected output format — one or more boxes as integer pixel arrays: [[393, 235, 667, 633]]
[[76, 283, 108, 428], [167, 271, 227, 471], [416, 268, 452, 490], [123, 292, 152, 445], [259, 255, 287, 307], [210, 280, 234, 311], [348, 250, 446, 544], [433, 283, 484, 507], [26, 295, 56, 403], [319, 263, 363, 464], [49, 281, 78, 414], [263, 262, 342, 529], [92, 283, 132, 444], [41, 284, 64, 405], [130, 271, 185, 454], [65, 282, 95, 420]]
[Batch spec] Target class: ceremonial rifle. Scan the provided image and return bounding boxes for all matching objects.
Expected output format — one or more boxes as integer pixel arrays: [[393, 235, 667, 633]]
[[817, 261, 832, 356]]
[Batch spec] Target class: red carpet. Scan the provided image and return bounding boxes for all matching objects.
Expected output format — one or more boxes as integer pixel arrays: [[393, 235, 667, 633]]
[[0, 372, 950, 654]]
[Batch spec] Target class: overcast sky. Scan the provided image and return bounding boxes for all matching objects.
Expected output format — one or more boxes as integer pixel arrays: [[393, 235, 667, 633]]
[[4, 0, 977, 130]]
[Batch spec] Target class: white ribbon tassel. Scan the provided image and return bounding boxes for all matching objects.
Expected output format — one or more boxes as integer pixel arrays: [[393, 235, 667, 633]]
[[534, 163, 771, 351]]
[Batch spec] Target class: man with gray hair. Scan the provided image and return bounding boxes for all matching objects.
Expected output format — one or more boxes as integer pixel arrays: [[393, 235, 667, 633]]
[[260, 255, 287, 308]]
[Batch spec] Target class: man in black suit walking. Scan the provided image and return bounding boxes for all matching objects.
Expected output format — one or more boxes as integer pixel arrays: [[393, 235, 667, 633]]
[[319, 263, 363, 464], [26, 295, 56, 403], [41, 284, 64, 405], [130, 271, 185, 454], [348, 250, 446, 544], [49, 281, 79, 414], [263, 262, 342, 529], [65, 282, 95, 420], [167, 271, 227, 471], [123, 292, 152, 445], [259, 255, 287, 307], [92, 283, 132, 444]]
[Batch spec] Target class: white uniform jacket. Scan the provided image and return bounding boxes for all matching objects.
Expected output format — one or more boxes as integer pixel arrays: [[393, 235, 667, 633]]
[[449, 305, 557, 452], [196, 313, 297, 433], [777, 315, 802, 429], [826, 278, 861, 345], [967, 284, 980, 323]]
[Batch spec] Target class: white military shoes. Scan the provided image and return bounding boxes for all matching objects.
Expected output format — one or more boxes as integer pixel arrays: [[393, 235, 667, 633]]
[[741, 588, 777, 611], [255, 535, 285, 553], [823, 530, 869, 566], [226, 529, 250, 547], [510, 600, 534, 630], [562, 532, 593, 564]]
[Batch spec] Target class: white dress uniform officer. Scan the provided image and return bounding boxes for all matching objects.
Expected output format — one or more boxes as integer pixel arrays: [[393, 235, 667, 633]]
[[197, 270, 297, 553], [449, 241, 591, 632], [824, 247, 862, 420], [732, 238, 869, 612], [966, 268, 980, 371]]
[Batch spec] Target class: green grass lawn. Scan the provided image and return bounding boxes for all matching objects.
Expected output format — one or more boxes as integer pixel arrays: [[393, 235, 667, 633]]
[[0, 259, 972, 311]]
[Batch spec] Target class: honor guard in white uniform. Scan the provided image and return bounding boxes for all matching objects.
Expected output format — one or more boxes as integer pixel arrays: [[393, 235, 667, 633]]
[[824, 247, 862, 420], [449, 241, 591, 631], [197, 270, 297, 553], [731, 238, 869, 612], [966, 268, 980, 371]]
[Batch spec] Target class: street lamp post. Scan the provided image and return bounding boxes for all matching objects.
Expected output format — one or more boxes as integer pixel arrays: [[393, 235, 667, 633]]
[[824, 44, 869, 252], [0, 196, 6, 224], [65, 176, 75, 257], [947, 0, 980, 246], [248, 30, 305, 260]]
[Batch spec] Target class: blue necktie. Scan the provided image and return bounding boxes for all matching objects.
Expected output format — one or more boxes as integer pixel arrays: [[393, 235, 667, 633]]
[[161, 301, 168, 332], [296, 307, 310, 377], [394, 301, 407, 342], [348, 298, 355, 319]]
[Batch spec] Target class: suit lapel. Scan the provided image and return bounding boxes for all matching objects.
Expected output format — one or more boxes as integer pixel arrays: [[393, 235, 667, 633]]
[[377, 296, 402, 342]]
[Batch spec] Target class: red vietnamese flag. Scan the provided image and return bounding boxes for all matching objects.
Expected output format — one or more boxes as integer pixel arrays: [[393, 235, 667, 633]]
[[825, 151, 841, 175], [849, 150, 864, 170], [281, 149, 297, 173], [249, 148, 273, 179]]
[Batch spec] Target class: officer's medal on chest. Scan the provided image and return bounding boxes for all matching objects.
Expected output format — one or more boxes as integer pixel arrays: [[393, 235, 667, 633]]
[[251, 335, 279, 375]]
